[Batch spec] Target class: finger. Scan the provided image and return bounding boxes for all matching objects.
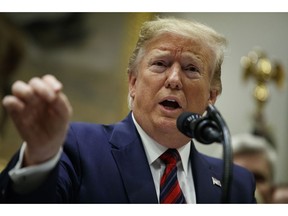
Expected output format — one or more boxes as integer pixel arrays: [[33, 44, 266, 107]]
[[50, 92, 73, 120], [11, 80, 35, 103], [2, 95, 25, 112], [41, 75, 72, 119], [28, 77, 56, 103], [42, 74, 63, 93]]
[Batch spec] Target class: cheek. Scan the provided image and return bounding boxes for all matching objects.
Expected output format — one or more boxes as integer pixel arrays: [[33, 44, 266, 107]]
[[137, 71, 164, 92], [185, 82, 210, 113], [133, 75, 153, 101]]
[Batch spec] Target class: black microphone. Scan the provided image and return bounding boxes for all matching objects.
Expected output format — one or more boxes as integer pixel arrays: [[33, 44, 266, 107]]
[[177, 105, 233, 203], [177, 112, 222, 144]]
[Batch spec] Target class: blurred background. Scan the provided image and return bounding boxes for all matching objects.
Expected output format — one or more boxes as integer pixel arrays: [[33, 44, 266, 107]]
[[0, 13, 287, 197]]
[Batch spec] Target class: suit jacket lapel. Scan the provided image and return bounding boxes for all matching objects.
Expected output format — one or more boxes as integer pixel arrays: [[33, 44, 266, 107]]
[[110, 113, 158, 203], [108, 113, 224, 203], [190, 142, 223, 203]]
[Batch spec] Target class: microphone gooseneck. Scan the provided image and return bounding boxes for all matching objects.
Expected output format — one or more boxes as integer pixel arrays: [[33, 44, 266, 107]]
[[176, 104, 233, 203]]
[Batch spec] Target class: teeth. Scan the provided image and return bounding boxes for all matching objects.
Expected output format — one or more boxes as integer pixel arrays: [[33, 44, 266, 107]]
[[167, 99, 176, 102]]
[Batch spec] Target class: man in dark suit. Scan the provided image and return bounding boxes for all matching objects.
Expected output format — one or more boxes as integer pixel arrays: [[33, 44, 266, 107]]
[[0, 17, 256, 203]]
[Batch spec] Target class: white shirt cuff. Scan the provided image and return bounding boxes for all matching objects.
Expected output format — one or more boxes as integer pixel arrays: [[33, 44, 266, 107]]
[[8, 142, 62, 193]]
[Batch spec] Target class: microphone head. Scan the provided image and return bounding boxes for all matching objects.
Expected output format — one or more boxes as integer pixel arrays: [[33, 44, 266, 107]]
[[177, 112, 201, 138]]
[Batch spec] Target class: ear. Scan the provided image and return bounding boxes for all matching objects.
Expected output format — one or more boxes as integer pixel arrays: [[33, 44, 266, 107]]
[[128, 72, 137, 99], [208, 89, 218, 105]]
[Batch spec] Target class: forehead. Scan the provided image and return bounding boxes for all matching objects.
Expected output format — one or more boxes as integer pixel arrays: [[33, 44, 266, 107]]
[[144, 32, 213, 57]]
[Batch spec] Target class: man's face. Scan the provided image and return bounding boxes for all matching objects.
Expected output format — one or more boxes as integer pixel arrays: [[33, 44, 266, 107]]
[[233, 151, 273, 203], [129, 33, 217, 147]]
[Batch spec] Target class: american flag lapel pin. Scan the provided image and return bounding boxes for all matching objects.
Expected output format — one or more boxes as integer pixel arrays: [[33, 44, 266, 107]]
[[211, 177, 222, 187]]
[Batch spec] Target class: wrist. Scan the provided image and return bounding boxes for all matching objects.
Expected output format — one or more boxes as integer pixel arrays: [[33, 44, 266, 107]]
[[23, 144, 61, 166]]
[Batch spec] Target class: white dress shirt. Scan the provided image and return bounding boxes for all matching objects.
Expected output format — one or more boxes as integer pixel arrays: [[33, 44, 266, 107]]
[[132, 114, 196, 203]]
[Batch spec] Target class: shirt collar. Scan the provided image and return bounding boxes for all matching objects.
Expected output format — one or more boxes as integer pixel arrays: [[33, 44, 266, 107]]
[[132, 113, 191, 175]]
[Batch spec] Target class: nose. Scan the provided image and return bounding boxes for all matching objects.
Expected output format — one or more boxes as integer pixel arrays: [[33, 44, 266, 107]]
[[164, 63, 183, 90]]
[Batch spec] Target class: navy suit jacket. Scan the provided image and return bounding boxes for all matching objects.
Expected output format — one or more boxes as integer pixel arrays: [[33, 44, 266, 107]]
[[0, 112, 256, 203]]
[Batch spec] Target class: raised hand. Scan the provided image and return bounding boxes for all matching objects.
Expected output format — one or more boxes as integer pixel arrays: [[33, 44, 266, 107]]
[[2, 74, 72, 166]]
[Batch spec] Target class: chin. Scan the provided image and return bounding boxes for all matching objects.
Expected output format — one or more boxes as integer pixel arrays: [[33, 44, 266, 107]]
[[156, 118, 177, 133]]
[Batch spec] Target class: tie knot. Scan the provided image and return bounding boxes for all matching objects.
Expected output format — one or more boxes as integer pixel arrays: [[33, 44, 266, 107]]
[[160, 149, 180, 165]]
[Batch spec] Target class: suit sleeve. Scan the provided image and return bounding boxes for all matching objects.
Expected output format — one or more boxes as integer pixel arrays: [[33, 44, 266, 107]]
[[0, 126, 81, 203]]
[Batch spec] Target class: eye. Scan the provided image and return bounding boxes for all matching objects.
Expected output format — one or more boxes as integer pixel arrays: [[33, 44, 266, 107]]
[[184, 64, 199, 73], [183, 64, 201, 78], [149, 60, 168, 73], [153, 60, 167, 67]]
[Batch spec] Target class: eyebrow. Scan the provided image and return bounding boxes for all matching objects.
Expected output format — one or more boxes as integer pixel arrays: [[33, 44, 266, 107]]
[[148, 48, 204, 63]]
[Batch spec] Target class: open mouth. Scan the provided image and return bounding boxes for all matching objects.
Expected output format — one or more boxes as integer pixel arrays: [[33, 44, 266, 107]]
[[160, 99, 182, 110]]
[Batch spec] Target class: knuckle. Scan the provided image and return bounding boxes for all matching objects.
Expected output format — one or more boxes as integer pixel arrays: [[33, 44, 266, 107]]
[[28, 77, 41, 86], [43, 74, 56, 80], [11, 80, 24, 93]]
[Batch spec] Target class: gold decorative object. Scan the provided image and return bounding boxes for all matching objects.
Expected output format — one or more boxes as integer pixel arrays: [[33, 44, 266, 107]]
[[240, 48, 285, 146]]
